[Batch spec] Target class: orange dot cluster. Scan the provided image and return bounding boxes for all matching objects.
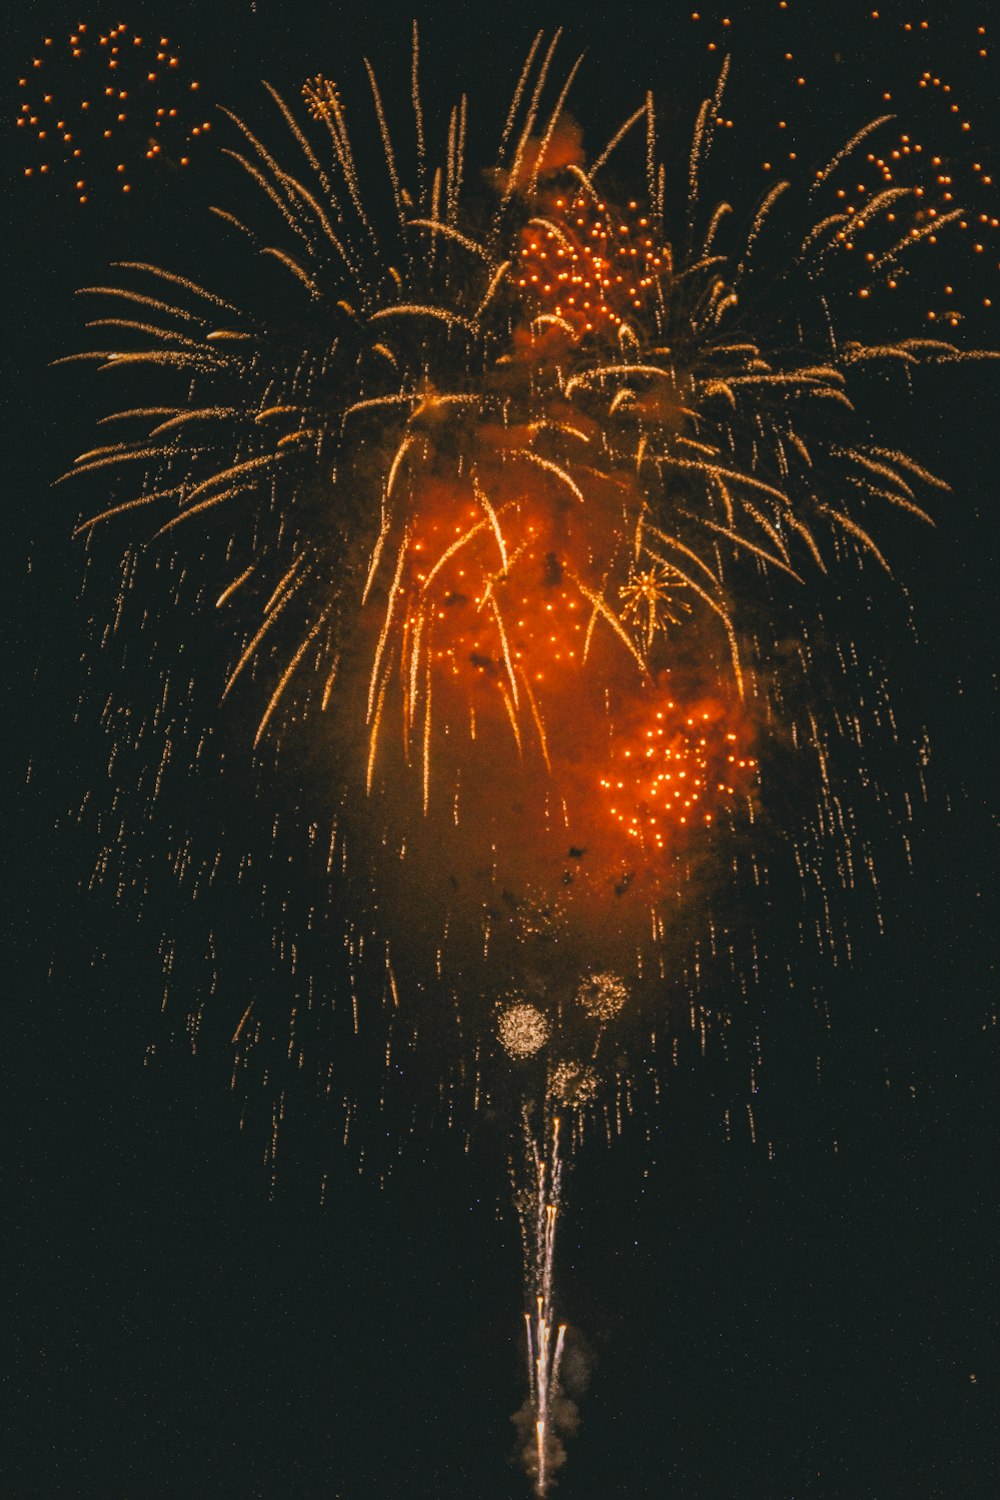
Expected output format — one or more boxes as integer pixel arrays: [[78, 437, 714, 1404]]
[[601, 705, 756, 848], [15, 21, 205, 201], [753, 8, 998, 324], [515, 194, 671, 333]]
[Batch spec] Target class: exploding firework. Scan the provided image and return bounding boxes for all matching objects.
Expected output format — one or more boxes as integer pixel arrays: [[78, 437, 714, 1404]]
[[60, 25, 995, 1492], [60, 27, 986, 1037], [15, 20, 207, 202], [548, 1061, 599, 1111], [499, 1002, 550, 1059], [575, 971, 628, 1021]]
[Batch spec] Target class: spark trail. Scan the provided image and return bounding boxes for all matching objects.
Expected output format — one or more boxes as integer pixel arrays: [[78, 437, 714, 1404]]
[[516, 1107, 567, 1496]]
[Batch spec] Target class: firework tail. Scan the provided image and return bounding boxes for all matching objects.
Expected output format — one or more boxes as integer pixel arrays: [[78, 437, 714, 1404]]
[[517, 1105, 567, 1495]]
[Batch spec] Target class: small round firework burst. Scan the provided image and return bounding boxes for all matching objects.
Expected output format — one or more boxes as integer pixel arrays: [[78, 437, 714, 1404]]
[[549, 1060, 599, 1110], [499, 1002, 551, 1059], [575, 971, 629, 1021], [301, 74, 341, 123], [619, 564, 691, 650]]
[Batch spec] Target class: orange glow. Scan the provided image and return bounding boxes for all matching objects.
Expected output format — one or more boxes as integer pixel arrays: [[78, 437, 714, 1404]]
[[600, 703, 755, 847], [360, 195, 759, 911]]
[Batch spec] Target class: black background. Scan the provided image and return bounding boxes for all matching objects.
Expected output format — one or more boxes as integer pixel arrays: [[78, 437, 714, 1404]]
[[6, 2, 998, 1495]]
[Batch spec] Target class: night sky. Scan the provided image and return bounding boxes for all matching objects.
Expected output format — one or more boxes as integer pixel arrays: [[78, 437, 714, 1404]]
[[7, 2, 999, 1496]]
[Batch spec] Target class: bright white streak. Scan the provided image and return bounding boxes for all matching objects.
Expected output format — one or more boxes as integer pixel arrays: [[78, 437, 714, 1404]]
[[517, 1111, 568, 1497]]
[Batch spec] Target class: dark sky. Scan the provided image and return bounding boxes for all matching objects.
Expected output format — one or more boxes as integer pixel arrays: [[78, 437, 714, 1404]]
[[6, 2, 998, 1496]]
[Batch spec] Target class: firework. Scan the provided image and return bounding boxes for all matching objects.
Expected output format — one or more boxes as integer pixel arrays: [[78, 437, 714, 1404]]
[[60, 26, 995, 1490], [575, 971, 628, 1021], [60, 27, 987, 1027], [513, 1108, 567, 1496], [548, 1061, 599, 1111], [499, 1002, 550, 1058], [15, 21, 206, 202], [60, 18, 1000, 1186]]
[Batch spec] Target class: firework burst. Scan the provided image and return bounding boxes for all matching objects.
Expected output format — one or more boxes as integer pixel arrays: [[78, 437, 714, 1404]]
[[61, 28, 985, 1029], [60, 28, 995, 1490], [15, 20, 207, 202]]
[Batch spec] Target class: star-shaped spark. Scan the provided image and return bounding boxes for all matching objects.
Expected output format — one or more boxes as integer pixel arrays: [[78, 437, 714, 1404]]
[[619, 563, 691, 652], [302, 74, 341, 123]]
